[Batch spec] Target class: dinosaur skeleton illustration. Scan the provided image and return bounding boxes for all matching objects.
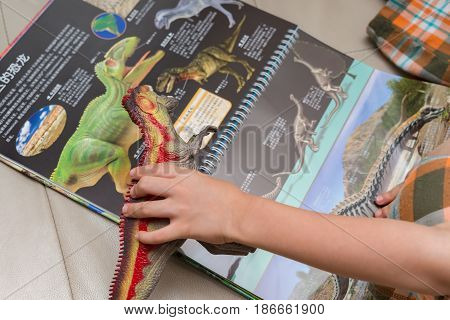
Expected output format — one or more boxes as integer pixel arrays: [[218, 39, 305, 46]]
[[156, 16, 254, 93], [257, 94, 320, 200], [155, 0, 243, 30], [110, 85, 254, 300], [292, 48, 351, 127], [254, 94, 320, 201], [272, 94, 319, 178]]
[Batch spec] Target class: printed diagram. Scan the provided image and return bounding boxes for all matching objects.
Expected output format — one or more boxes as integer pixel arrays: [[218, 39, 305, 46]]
[[16, 105, 67, 157], [285, 94, 319, 174], [293, 41, 356, 128], [91, 12, 127, 40], [154, 0, 244, 30], [156, 16, 254, 93], [51, 37, 165, 194], [273, 94, 319, 177], [293, 49, 348, 127], [257, 94, 320, 200]]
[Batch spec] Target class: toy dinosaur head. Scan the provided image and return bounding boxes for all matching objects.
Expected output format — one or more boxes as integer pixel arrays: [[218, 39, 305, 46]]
[[419, 106, 446, 122], [122, 85, 178, 130], [100, 37, 165, 87]]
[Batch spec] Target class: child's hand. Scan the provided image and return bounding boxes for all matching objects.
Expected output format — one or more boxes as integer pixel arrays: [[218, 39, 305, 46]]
[[122, 163, 252, 245], [374, 184, 403, 218]]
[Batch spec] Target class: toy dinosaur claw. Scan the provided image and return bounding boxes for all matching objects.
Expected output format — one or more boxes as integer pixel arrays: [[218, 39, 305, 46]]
[[200, 242, 256, 256]]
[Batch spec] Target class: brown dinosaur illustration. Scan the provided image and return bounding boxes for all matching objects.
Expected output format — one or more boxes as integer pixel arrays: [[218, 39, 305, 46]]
[[156, 16, 254, 93]]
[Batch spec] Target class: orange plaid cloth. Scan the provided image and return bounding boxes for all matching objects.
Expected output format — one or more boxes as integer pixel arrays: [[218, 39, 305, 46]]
[[368, 0, 450, 85]]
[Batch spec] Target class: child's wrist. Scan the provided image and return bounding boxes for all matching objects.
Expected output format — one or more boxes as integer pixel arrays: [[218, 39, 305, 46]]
[[225, 191, 259, 245]]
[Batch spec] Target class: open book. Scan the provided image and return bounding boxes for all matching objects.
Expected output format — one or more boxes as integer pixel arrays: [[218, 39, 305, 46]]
[[0, 0, 448, 299]]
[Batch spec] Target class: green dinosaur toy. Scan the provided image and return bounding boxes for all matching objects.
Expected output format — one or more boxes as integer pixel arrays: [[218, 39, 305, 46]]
[[156, 16, 254, 93], [51, 37, 165, 194]]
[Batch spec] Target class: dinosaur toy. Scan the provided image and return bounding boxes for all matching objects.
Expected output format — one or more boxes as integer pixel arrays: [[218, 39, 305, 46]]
[[51, 37, 165, 193], [292, 48, 349, 128], [110, 85, 255, 300], [156, 16, 254, 94], [154, 0, 243, 30], [332, 105, 445, 218], [321, 103, 447, 299]]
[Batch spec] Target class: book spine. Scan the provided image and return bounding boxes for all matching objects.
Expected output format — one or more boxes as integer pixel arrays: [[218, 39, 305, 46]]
[[199, 27, 299, 175]]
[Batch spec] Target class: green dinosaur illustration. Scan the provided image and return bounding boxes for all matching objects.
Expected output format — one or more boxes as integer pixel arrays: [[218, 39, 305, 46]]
[[51, 37, 165, 194], [156, 16, 254, 93], [92, 13, 121, 36]]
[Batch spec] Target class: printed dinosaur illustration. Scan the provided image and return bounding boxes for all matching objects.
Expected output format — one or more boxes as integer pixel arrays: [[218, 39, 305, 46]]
[[92, 13, 122, 36], [322, 103, 447, 299], [156, 16, 254, 93], [110, 85, 255, 300], [293, 48, 350, 128], [273, 94, 319, 179], [51, 37, 165, 193], [154, 0, 243, 30]]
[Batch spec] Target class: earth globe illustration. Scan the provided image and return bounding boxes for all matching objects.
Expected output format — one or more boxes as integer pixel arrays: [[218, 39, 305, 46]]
[[91, 12, 127, 40]]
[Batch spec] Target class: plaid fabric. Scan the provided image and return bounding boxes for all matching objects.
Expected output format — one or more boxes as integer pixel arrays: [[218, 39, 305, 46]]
[[367, 0, 450, 85], [369, 155, 450, 300]]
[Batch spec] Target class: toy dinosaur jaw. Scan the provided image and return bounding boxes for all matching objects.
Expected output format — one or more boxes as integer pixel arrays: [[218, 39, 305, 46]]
[[420, 106, 445, 121]]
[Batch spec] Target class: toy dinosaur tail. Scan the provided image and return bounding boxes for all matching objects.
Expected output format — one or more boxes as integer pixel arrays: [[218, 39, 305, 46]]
[[220, 15, 246, 53]]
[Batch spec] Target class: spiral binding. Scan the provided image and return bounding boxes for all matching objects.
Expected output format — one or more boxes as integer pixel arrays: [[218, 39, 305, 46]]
[[199, 27, 300, 175]]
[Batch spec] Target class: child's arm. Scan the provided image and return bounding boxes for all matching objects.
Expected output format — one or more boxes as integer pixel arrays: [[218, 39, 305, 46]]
[[123, 164, 450, 296]]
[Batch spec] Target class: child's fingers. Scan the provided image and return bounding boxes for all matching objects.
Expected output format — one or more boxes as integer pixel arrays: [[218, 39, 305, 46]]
[[375, 183, 403, 206], [136, 225, 180, 244], [130, 176, 174, 199], [374, 206, 390, 218], [130, 163, 189, 180], [123, 200, 173, 219]]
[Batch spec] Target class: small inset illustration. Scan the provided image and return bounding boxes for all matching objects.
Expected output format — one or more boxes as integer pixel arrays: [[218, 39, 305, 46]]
[[91, 12, 126, 40], [155, 0, 243, 30], [293, 41, 356, 128], [16, 105, 67, 157], [83, 0, 139, 18]]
